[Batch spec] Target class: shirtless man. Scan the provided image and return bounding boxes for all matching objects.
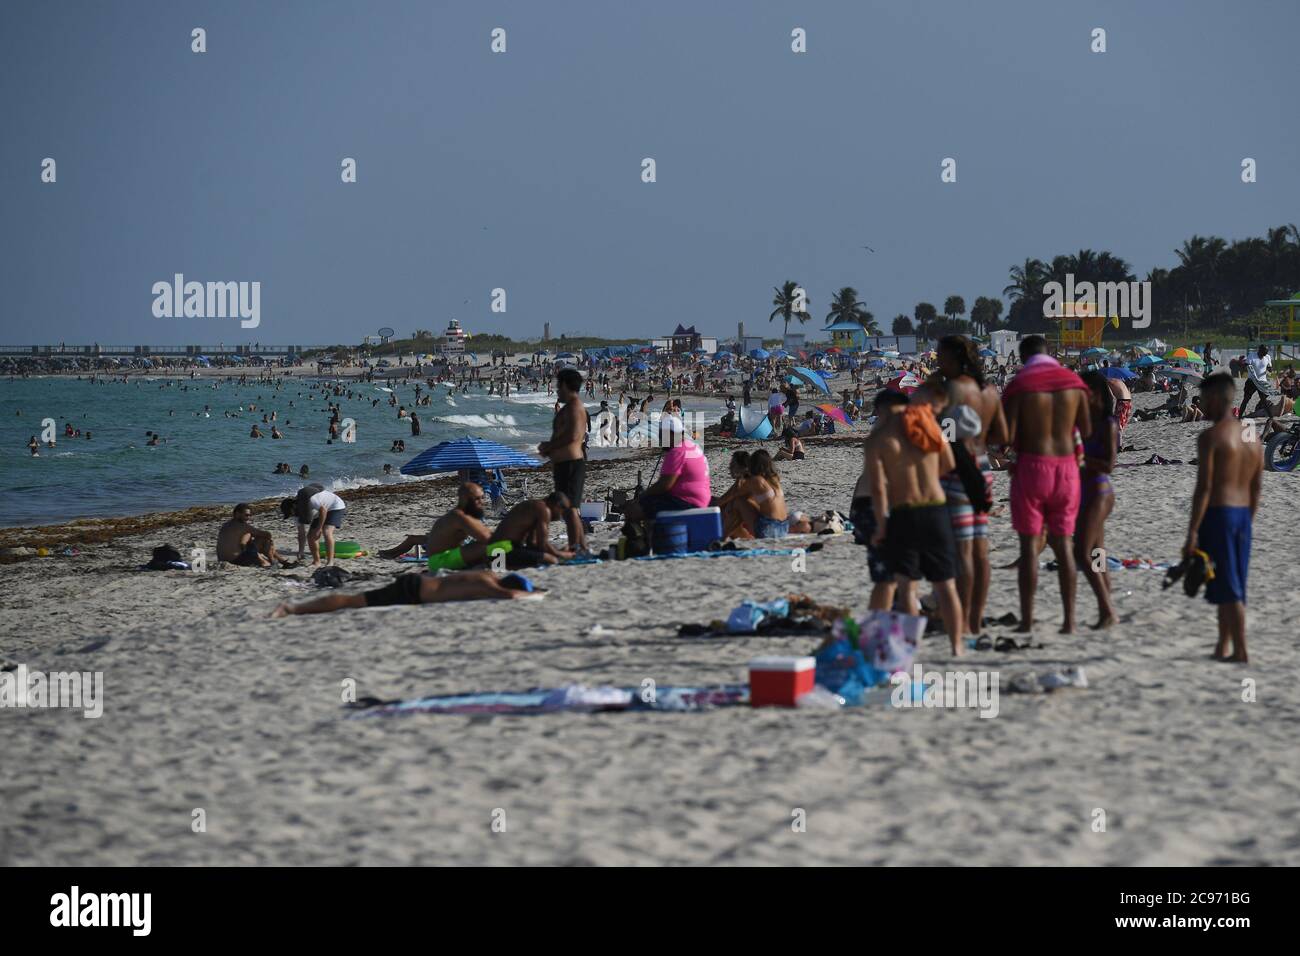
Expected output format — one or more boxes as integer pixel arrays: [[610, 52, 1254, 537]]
[[936, 335, 1008, 638], [538, 368, 588, 553], [867, 388, 965, 655], [271, 569, 530, 617], [1002, 335, 1091, 634], [855, 389, 909, 611], [378, 484, 568, 567], [217, 503, 293, 567], [1184, 373, 1262, 663]]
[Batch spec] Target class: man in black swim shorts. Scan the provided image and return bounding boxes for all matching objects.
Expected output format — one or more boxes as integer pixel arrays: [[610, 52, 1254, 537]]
[[270, 570, 530, 616]]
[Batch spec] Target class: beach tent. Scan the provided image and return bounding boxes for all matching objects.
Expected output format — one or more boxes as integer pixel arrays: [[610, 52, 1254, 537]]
[[400, 437, 541, 476], [788, 366, 830, 395], [736, 406, 774, 440]]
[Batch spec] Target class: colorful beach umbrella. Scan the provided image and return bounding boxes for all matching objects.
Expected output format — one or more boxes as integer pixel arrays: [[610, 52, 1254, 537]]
[[400, 437, 541, 476], [1165, 347, 1204, 364], [887, 372, 922, 394], [815, 404, 850, 424]]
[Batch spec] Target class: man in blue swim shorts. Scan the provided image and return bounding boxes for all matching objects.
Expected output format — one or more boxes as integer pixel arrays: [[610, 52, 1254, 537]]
[[1184, 373, 1262, 663]]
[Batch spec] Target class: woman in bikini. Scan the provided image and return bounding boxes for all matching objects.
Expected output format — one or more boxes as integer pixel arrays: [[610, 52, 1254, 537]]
[[734, 449, 789, 539], [714, 450, 755, 539], [1076, 372, 1118, 629]]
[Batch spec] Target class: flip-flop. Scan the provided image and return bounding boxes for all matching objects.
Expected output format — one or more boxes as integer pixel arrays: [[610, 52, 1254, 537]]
[[974, 635, 993, 651]]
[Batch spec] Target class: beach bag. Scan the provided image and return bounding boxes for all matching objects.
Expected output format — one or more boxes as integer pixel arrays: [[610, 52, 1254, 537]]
[[814, 611, 924, 704], [951, 441, 992, 513], [620, 520, 650, 558]]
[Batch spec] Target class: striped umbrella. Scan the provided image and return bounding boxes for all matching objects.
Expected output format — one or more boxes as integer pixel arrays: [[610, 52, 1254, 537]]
[[400, 437, 541, 476]]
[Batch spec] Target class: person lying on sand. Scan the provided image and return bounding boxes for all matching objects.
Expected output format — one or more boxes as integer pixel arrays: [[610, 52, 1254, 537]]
[[218, 503, 295, 568], [270, 570, 532, 617], [380, 486, 571, 567]]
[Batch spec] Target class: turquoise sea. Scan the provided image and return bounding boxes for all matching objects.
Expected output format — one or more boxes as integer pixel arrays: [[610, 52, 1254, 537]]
[[1, 375, 703, 528]]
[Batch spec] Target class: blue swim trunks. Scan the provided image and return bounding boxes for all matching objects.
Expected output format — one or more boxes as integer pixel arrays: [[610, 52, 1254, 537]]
[[1198, 506, 1251, 605]]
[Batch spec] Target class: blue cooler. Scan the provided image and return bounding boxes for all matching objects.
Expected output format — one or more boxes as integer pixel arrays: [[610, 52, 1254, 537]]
[[654, 506, 723, 552], [652, 520, 689, 555]]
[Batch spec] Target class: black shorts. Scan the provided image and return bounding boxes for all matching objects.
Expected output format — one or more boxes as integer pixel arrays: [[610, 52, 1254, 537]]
[[884, 504, 956, 582], [363, 573, 425, 607], [851, 496, 891, 584], [553, 459, 586, 506], [638, 492, 695, 518], [231, 541, 262, 567]]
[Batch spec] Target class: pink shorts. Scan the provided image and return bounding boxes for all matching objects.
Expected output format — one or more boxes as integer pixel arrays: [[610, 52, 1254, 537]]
[[1010, 453, 1080, 537]]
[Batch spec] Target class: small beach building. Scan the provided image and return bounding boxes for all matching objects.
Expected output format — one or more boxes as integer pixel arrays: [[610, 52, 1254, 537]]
[[1049, 301, 1119, 351], [822, 319, 868, 351], [669, 324, 703, 354]]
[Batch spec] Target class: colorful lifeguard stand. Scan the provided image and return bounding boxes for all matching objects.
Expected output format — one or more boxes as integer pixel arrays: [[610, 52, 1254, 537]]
[[1049, 301, 1120, 351], [1257, 293, 1300, 365]]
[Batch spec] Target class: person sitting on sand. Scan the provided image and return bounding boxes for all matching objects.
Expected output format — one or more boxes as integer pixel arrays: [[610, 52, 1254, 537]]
[[1181, 394, 1204, 422], [1184, 373, 1262, 663], [218, 503, 295, 568], [774, 428, 806, 461], [713, 450, 754, 539], [379, 484, 568, 567], [271, 569, 532, 617], [865, 386, 965, 654], [732, 449, 789, 539]]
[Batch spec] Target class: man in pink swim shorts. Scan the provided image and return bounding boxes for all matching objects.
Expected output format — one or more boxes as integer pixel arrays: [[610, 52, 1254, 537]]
[[1002, 336, 1092, 635]]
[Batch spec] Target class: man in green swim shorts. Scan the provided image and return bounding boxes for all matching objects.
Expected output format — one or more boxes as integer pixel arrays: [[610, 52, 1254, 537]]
[[378, 482, 570, 568]]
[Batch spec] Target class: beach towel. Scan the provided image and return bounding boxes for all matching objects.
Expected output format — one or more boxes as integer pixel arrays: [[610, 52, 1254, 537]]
[[900, 404, 944, 453], [1001, 357, 1086, 401], [349, 683, 750, 717]]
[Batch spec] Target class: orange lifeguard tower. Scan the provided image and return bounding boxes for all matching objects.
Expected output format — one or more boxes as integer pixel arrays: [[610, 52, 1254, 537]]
[[1049, 301, 1120, 351]]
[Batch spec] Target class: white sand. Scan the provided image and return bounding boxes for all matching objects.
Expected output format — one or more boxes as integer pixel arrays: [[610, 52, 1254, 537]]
[[2, 390, 1298, 865]]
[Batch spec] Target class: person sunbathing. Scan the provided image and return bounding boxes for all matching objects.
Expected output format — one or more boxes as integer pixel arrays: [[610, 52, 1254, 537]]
[[1181, 395, 1205, 422], [271, 570, 530, 616]]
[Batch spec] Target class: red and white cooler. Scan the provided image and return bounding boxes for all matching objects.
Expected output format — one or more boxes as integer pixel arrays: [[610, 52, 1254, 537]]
[[748, 656, 816, 707]]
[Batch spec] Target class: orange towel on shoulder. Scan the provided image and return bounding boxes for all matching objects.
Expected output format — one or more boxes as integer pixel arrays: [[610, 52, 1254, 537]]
[[901, 404, 944, 453]]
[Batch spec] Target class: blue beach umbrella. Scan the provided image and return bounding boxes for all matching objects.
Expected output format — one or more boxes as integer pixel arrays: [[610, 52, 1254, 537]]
[[555, 351, 576, 359], [715, 350, 733, 359], [978, 348, 996, 358], [771, 348, 790, 359], [788, 366, 831, 395], [400, 437, 541, 476], [749, 348, 770, 360], [867, 358, 887, 369], [1103, 366, 1137, 380], [629, 361, 649, 372], [697, 355, 712, 364], [1133, 355, 1163, 368]]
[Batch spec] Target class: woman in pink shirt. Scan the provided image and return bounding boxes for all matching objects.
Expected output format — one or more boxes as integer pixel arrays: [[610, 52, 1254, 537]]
[[624, 416, 712, 519]]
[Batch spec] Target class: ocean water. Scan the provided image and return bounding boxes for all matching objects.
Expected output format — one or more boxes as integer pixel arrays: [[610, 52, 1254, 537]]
[[1, 376, 712, 527]]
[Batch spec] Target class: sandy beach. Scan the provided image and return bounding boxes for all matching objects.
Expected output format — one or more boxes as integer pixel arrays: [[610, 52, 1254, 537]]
[[3, 388, 1298, 866]]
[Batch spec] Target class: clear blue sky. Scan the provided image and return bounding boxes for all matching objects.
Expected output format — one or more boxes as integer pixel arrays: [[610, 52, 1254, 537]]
[[2, 0, 1297, 346]]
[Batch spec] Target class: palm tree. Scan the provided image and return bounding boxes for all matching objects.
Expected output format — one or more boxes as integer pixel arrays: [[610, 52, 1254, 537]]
[[770, 280, 812, 337], [943, 295, 966, 326], [827, 287, 879, 334], [914, 302, 937, 342], [1004, 258, 1048, 303], [892, 314, 914, 335]]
